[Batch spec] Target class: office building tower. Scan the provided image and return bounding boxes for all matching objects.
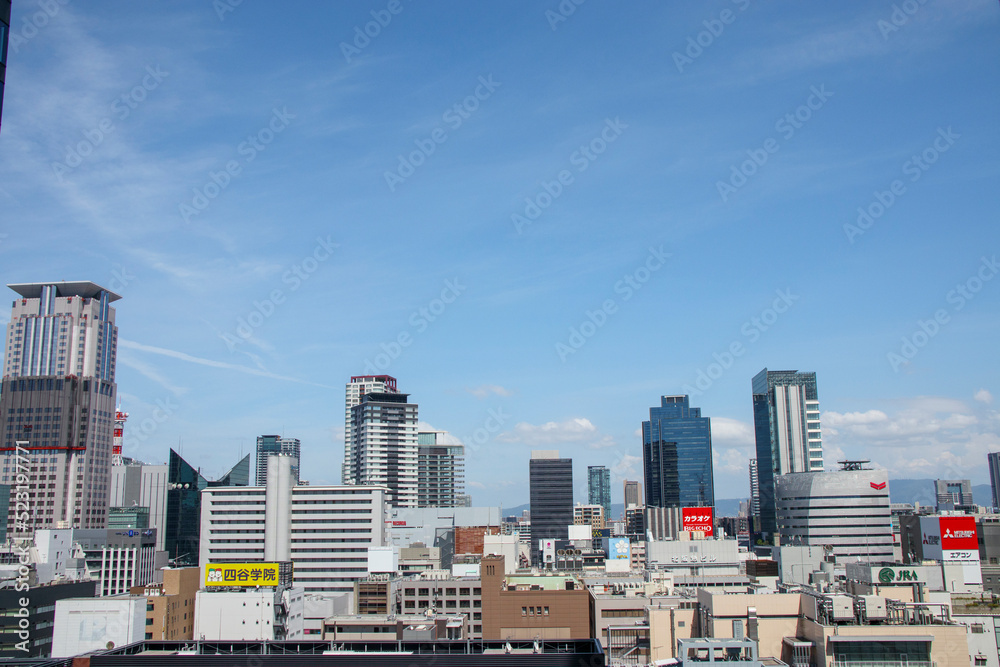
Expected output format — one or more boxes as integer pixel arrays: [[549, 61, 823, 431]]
[[528, 450, 573, 565], [774, 461, 893, 564], [990, 453, 1000, 510], [749, 458, 760, 522], [752, 368, 823, 536], [642, 395, 715, 509], [348, 391, 418, 507], [934, 478, 975, 512], [165, 449, 249, 564], [255, 435, 301, 486], [110, 461, 168, 551], [588, 465, 611, 520], [0, 282, 121, 534], [417, 430, 464, 508], [0, 0, 8, 134], [343, 374, 397, 484], [200, 458, 389, 595], [623, 480, 641, 508]]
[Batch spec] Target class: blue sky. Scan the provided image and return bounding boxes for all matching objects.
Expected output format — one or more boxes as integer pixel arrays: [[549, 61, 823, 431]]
[[1, 1, 999, 509]]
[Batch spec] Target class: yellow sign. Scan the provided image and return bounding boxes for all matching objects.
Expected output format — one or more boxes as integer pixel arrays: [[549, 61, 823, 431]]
[[205, 562, 280, 587]]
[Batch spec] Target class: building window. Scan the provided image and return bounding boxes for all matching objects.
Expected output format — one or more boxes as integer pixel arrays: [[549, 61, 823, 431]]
[[732, 619, 742, 637], [543, 607, 549, 616], [971, 624, 985, 634], [522, 607, 527, 617]]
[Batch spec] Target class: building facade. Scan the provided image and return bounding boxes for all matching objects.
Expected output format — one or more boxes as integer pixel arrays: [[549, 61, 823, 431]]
[[255, 435, 301, 486], [588, 465, 611, 520], [642, 395, 714, 510], [343, 374, 397, 484], [0, 282, 121, 534], [990, 452, 1000, 511], [110, 461, 168, 550], [752, 369, 823, 536], [416, 430, 464, 508], [349, 391, 418, 507], [529, 451, 573, 566], [934, 478, 975, 512], [623, 480, 641, 508]]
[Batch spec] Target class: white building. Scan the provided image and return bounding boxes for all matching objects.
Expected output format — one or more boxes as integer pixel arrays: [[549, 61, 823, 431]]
[[110, 462, 168, 551], [194, 587, 304, 641], [349, 392, 419, 507], [200, 456, 389, 596], [51, 596, 146, 657], [343, 374, 397, 484], [775, 464, 893, 565]]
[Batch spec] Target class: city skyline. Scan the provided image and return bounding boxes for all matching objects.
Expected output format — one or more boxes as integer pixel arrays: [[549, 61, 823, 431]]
[[0, 3, 998, 509]]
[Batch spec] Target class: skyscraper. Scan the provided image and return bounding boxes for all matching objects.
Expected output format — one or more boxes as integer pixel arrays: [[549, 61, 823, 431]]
[[752, 369, 822, 536], [934, 478, 975, 512], [642, 395, 714, 509], [623, 480, 641, 508], [343, 374, 397, 484], [588, 465, 611, 520], [0, 0, 9, 134], [349, 391, 418, 507], [255, 435, 301, 486], [749, 458, 760, 522], [529, 450, 573, 566], [0, 282, 121, 533], [989, 452, 1000, 510], [416, 430, 464, 508]]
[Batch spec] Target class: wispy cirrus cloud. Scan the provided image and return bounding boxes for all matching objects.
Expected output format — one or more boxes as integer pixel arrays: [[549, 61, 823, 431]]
[[497, 417, 616, 450]]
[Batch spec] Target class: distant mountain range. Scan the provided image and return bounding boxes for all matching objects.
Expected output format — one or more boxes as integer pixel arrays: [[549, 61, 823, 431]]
[[498, 479, 994, 520]]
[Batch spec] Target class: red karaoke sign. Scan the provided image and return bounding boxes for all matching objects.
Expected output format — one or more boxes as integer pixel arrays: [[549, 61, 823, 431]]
[[682, 507, 714, 536]]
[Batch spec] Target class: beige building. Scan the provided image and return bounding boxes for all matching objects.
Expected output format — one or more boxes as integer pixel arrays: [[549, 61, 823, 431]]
[[573, 504, 606, 530], [130, 566, 200, 641]]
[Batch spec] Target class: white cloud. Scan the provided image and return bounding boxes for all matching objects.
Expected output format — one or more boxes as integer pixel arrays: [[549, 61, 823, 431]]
[[465, 384, 514, 399], [416, 421, 464, 446], [497, 417, 616, 449], [975, 389, 993, 404], [711, 417, 754, 447]]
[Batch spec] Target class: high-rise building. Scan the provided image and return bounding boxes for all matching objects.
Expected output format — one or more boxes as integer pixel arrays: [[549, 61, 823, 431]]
[[110, 461, 168, 551], [349, 392, 418, 507], [528, 450, 573, 565], [0, 282, 121, 534], [588, 465, 611, 520], [165, 449, 249, 564], [623, 480, 641, 508], [749, 458, 760, 521], [774, 461, 892, 564], [752, 368, 823, 536], [989, 453, 1000, 510], [416, 430, 464, 508], [343, 374, 397, 484], [255, 435, 301, 486], [0, 0, 9, 134], [642, 395, 714, 509], [934, 478, 975, 512]]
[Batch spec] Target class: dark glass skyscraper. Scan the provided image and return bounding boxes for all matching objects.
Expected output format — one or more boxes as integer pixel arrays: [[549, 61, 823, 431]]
[[0, 0, 9, 134], [642, 395, 714, 509], [587, 465, 611, 520], [990, 452, 1000, 511], [529, 450, 573, 566]]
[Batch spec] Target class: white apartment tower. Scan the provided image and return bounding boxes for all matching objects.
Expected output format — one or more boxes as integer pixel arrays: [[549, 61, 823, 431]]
[[343, 375, 397, 484], [350, 391, 419, 507], [0, 282, 120, 533]]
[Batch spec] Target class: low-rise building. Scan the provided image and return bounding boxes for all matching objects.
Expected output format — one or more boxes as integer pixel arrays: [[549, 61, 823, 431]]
[[130, 566, 200, 641], [323, 613, 467, 641], [51, 595, 147, 658], [0, 580, 96, 658]]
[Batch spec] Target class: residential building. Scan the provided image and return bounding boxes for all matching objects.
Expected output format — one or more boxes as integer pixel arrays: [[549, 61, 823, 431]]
[[51, 596, 147, 657], [934, 478, 975, 512], [752, 368, 823, 536], [642, 394, 714, 512], [0, 281, 121, 533], [349, 391, 418, 507], [130, 566, 201, 641], [417, 430, 464, 508], [199, 457, 390, 595], [623, 480, 641, 509], [749, 458, 760, 525], [573, 503, 605, 530], [110, 461, 168, 551], [0, 580, 96, 658], [399, 573, 483, 637], [343, 374, 397, 484], [774, 462, 893, 564], [528, 450, 573, 566], [165, 448, 249, 564], [588, 465, 611, 520], [255, 435, 301, 486], [990, 453, 1000, 511]]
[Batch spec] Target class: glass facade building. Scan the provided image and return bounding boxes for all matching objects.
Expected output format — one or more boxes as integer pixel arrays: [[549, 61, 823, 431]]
[[752, 369, 823, 536], [642, 395, 714, 509], [587, 465, 611, 520], [529, 451, 573, 566], [255, 435, 300, 486]]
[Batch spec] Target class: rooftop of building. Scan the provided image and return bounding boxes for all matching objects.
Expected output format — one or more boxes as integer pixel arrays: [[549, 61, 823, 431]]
[[8, 281, 122, 302]]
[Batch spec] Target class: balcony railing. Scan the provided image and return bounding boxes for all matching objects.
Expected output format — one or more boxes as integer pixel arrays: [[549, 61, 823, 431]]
[[834, 661, 935, 667]]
